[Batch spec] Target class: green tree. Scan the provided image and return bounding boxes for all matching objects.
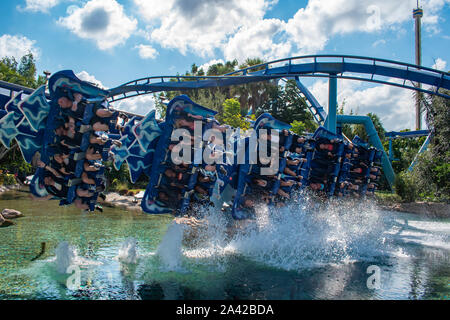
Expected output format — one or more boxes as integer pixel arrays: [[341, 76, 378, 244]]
[[0, 53, 46, 88], [411, 88, 450, 199], [234, 58, 274, 115], [290, 120, 306, 136], [160, 58, 276, 121], [382, 130, 425, 173], [257, 79, 316, 131], [222, 98, 250, 130], [394, 89, 450, 201]]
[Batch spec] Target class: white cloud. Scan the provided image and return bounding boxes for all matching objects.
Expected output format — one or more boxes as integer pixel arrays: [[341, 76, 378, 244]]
[[113, 94, 155, 116], [133, 0, 175, 23], [0, 34, 40, 60], [198, 59, 225, 73], [133, 0, 449, 62], [76, 70, 106, 89], [58, 0, 137, 50], [432, 58, 447, 71], [372, 39, 386, 47], [284, 0, 425, 55], [310, 78, 416, 131], [421, 0, 450, 33], [18, 0, 60, 13], [134, 0, 275, 57], [224, 19, 291, 62], [135, 44, 158, 60]]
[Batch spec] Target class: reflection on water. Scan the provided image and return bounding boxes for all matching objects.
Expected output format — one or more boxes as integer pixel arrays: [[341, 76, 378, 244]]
[[0, 190, 448, 300]]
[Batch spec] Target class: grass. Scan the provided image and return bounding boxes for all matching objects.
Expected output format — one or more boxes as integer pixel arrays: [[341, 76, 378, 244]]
[[375, 191, 403, 205]]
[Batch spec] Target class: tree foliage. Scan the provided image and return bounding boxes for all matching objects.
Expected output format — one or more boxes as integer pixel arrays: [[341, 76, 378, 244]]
[[382, 130, 425, 173], [0, 53, 46, 88], [410, 89, 450, 200], [222, 98, 250, 130], [158, 59, 314, 128], [256, 79, 317, 132], [394, 89, 450, 201], [290, 120, 307, 136]]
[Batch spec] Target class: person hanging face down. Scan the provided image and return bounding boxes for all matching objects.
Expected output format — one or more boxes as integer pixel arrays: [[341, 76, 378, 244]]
[[157, 189, 182, 210], [57, 94, 117, 131], [163, 168, 191, 189]]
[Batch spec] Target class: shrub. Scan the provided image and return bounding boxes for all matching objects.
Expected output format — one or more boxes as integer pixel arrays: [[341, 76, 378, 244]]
[[2, 173, 17, 185], [394, 172, 417, 202], [290, 120, 306, 136], [411, 149, 450, 202]]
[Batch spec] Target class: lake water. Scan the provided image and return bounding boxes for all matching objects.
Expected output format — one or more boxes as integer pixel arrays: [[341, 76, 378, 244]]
[[0, 190, 448, 300]]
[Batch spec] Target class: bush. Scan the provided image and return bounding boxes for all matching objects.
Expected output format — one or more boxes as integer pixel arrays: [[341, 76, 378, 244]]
[[394, 172, 417, 202], [290, 120, 306, 136], [1, 173, 17, 185], [411, 149, 450, 202]]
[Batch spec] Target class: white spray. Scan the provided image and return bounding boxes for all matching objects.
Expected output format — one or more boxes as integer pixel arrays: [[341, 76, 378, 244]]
[[117, 237, 138, 264], [55, 241, 78, 274], [156, 222, 185, 271]]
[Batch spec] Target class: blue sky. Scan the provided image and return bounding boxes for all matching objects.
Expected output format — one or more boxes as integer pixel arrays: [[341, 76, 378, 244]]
[[0, 0, 449, 130]]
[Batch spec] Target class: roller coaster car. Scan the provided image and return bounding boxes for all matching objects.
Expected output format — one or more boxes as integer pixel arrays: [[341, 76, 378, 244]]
[[0, 70, 385, 218]]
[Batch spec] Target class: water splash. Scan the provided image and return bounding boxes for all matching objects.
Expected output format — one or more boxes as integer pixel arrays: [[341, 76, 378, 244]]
[[156, 222, 186, 271], [117, 237, 138, 264], [54, 241, 78, 274], [181, 193, 394, 272], [231, 198, 389, 270]]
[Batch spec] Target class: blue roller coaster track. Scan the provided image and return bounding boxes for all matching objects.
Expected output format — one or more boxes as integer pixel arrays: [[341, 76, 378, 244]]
[[104, 55, 449, 188], [108, 54, 450, 103], [1, 55, 449, 189]]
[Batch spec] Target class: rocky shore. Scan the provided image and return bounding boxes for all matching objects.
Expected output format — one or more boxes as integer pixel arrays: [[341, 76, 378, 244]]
[[0, 208, 24, 227], [0, 184, 21, 194], [379, 201, 450, 219], [2, 187, 447, 219], [102, 192, 143, 212]]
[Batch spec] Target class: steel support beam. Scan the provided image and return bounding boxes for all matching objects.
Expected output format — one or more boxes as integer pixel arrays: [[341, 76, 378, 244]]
[[326, 75, 338, 134]]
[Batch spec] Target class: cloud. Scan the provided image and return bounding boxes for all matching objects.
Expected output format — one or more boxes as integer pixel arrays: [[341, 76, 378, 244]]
[[58, 0, 137, 50], [18, 0, 60, 13], [309, 78, 416, 131], [76, 70, 106, 89], [432, 58, 447, 71], [134, 0, 275, 57], [133, 0, 175, 23], [198, 59, 225, 73], [75, 69, 155, 115], [80, 7, 110, 32], [133, 0, 449, 63], [113, 94, 155, 116], [0, 34, 40, 60], [224, 19, 291, 62], [372, 39, 386, 47], [135, 44, 158, 60]]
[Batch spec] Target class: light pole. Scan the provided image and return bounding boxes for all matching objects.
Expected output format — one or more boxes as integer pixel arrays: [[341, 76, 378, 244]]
[[413, 1, 423, 130]]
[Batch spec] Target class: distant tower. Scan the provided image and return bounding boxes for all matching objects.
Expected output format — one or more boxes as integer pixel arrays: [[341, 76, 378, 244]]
[[413, 1, 423, 130]]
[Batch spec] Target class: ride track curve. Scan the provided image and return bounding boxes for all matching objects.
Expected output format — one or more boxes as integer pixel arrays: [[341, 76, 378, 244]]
[[105, 55, 450, 188]]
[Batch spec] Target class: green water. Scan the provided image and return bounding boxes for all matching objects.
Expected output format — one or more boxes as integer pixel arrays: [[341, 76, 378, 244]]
[[0, 190, 449, 300]]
